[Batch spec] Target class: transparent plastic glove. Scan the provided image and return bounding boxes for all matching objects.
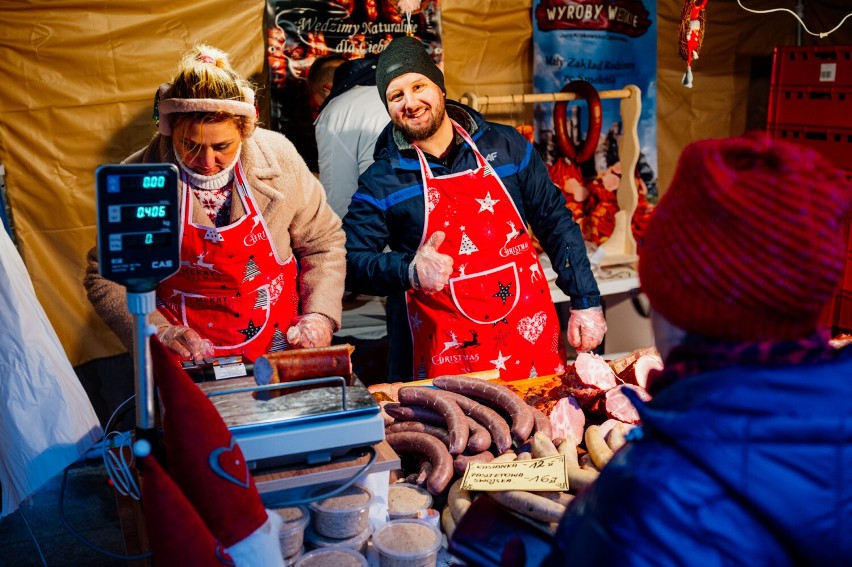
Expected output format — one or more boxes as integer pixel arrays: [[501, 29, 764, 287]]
[[286, 313, 334, 349], [567, 306, 607, 353], [409, 231, 454, 295], [157, 325, 214, 364]]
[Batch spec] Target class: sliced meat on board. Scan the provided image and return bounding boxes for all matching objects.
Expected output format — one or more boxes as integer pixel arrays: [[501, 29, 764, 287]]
[[607, 346, 660, 376], [573, 353, 619, 390], [592, 383, 652, 424], [618, 354, 663, 390], [546, 395, 585, 446]]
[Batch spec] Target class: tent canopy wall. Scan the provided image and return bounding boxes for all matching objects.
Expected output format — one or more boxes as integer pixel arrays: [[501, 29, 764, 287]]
[[0, 0, 850, 366]]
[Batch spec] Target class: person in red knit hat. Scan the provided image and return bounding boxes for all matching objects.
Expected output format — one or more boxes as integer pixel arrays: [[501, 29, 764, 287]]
[[543, 132, 852, 565]]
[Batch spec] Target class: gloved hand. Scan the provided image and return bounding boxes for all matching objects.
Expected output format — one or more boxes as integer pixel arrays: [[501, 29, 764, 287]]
[[286, 313, 335, 348], [566, 306, 607, 353], [409, 231, 454, 294], [157, 325, 214, 363]]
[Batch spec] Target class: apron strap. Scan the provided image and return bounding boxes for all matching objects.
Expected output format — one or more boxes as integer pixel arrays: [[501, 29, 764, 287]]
[[413, 119, 488, 181]]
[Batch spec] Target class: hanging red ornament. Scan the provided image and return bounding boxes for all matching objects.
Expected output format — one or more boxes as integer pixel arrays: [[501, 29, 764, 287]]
[[679, 0, 709, 88]]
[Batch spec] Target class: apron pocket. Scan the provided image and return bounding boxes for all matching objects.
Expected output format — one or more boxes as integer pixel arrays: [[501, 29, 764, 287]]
[[450, 263, 520, 324], [179, 285, 271, 349]]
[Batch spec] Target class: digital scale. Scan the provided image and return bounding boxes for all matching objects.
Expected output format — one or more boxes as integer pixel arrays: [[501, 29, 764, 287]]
[[198, 375, 384, 468], [96, 163, 383, 467]]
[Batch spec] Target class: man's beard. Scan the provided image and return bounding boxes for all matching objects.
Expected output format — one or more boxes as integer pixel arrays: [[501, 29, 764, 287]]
[[395, 96, 446, 142]]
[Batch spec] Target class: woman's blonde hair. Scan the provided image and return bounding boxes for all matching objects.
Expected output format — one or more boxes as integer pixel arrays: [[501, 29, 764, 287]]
[[167, 44, 256, 138]]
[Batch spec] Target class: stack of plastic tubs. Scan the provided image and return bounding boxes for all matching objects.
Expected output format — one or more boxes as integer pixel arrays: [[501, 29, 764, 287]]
[[768, 45, 852, 334]]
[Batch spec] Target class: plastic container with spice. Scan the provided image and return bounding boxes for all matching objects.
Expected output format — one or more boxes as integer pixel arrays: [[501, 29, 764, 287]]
[[304, 522, 371, 555], [274, 505, 310, 561], [387, 483, 433, 520], [308, 483, 373, 539], [372, 518, 442, 567], [294, 546, 368, 567]]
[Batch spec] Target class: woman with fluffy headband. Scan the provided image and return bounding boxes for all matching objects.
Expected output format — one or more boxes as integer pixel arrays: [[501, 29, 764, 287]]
[[85, 44, 346, 362]]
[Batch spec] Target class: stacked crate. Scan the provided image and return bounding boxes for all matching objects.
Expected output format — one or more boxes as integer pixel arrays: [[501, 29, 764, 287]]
[[768, 45, 852, 334]]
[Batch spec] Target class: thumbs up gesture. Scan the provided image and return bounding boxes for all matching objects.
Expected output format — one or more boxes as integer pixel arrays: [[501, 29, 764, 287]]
[[410, 231, 454, 294]]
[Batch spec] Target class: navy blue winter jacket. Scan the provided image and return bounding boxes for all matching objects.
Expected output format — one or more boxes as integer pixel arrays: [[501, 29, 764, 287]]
[[545, 345, 852, 566], [342, 101, 600, 307]]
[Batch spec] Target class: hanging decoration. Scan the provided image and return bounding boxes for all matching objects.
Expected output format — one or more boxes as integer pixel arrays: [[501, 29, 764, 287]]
[[679, 0, 709, 88], [391, 0, 430, 36]]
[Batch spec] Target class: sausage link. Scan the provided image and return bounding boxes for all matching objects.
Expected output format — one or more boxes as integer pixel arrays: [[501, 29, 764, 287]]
[[387, 402, 492, 454], [465, 416, 493, 453], [584, 424, 614, 469], [416, 461, 433, 488], [398, 386, 469, 455], [386, 432, 454, 495], [447, 478, 473, 523], [404, 460, 434, 488], [453, 450, 495, 477], [255, 345, 354, 386], [439, 390, 513, 453], [531, 431, 559, 459], [530, 406, 553, 439], [385, 422, 450, 447], [433, 376, 535, 444], [384, 403, 444, 426], [488, 490, 567, 524]]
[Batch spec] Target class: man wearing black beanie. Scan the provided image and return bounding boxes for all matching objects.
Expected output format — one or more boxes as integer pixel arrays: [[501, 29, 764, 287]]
[[374, 35, 446, 109], [342, 36, 605, 381]]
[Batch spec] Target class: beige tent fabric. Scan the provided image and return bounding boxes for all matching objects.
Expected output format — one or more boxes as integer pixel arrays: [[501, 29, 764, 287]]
[[0, 0, 850, 366], [0, 2, 265, 365], [442, 0, 534, 124], [658, 0, 851, 193]]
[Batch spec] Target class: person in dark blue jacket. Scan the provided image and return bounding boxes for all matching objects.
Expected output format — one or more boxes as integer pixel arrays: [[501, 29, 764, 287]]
[[545, 132, 852, 566], [342, 36, 606, 381]]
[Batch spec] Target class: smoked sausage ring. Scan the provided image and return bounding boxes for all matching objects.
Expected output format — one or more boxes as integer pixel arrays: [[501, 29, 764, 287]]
[[386, 432, 454, 495], [553, 80, 602, 164], [398, 386, 470, 455], [433, 376, 534, 446]]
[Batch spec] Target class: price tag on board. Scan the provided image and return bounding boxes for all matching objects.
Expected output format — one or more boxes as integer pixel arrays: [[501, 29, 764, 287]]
[[459, 455, 568, 492]]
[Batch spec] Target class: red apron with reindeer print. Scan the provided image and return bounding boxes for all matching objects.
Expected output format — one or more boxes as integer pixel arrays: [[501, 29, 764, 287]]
[[406, 122, 565, 381], [156, 161, 300, 361]]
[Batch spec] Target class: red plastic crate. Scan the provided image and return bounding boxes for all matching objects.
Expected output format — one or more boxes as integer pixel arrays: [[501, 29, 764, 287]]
[[771, 45, 852, 88], [767, 86, 852, 130], [767, 123, 852, 171]]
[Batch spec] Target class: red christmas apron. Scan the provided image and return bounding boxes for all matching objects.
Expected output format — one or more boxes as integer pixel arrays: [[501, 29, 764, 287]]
[[156, 161, 300, 361], [407, 122, 565, 381]]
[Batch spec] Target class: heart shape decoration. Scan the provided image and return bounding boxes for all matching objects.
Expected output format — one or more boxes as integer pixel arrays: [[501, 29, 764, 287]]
[[517, 311, 547, 344], [208, 437, 250, 489]]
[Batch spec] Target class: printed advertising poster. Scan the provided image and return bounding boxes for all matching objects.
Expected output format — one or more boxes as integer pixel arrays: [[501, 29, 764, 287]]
[[532, 0, 657, 248], [266, 1, 442, 171]]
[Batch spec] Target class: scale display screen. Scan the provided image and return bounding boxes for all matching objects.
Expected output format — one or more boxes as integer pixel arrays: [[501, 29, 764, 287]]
[[96, 163, 181, 291]]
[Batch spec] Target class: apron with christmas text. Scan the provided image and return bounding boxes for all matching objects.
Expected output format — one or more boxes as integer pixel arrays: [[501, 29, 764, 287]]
[[407, 122, 565, 380], [156, 161, 300, 361]]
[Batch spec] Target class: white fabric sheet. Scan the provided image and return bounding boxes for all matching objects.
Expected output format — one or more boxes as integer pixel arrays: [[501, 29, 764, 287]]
[[0, 228, 102, 517]]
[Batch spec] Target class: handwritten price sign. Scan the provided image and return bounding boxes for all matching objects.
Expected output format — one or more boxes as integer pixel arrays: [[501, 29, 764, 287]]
[[459, 455, 568, 492]]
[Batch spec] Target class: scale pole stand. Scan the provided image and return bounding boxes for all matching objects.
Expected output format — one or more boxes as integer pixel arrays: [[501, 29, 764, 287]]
[[127, 290, 157, 438]]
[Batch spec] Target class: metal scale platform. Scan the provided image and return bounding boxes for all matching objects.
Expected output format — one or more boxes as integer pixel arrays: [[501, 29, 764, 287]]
[[196, 375, 385, 469]]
